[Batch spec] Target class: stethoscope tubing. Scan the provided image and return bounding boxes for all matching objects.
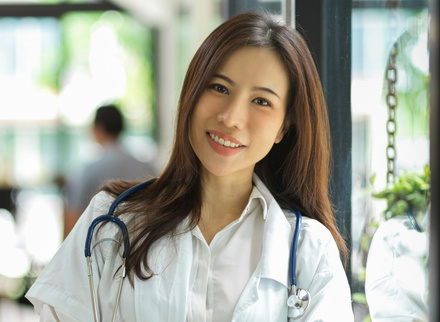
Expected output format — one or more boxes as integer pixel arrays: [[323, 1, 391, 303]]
[[84, 178, 308, 320], [85, 215, 129, 258], [84, 178, 157, 258], [84, 178, 156, 322], [290, 208, 302, 288]]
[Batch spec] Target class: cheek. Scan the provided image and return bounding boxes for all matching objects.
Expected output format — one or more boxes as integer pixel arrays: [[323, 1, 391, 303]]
[[188, 107, 205, 152], [188, 118, 198, 150], [192, 98, 207, 123], [253, 115, 285, 141]]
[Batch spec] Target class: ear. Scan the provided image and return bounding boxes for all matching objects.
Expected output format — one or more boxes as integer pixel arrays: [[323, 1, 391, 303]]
[[274, 128, 285, 144], [275, 115, 292, 144]]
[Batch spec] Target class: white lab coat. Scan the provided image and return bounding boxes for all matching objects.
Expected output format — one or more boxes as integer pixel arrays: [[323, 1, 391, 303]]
[[26, 176, 354, 321]]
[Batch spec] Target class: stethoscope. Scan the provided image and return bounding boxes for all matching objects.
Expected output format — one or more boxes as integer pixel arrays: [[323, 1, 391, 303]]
[[287, 208, 311, 319], [84, 178, 310, 321]]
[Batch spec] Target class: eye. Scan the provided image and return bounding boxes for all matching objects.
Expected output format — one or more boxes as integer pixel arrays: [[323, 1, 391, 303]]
[[252, 97, 271, 107], [210, 83, 229, 94]]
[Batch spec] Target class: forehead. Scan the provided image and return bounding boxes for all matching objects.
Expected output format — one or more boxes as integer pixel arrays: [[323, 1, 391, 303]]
[[214, 46, 289, 94], [219, 46, 282, 68]]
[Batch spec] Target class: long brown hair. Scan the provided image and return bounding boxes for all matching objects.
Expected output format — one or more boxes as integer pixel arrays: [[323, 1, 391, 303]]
[[102, 11, 348, 281]]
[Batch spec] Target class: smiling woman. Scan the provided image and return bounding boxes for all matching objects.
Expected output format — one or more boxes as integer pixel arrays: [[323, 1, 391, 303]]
[[190, 47, 288, 179], [26, 11, 354, 322]]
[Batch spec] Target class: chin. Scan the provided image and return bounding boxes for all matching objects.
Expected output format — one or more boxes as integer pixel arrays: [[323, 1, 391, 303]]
[[201, 163, 254, 181]]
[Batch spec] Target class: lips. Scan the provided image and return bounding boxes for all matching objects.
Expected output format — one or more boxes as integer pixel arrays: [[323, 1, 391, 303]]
[[207, 130, 244, 146], [208, 133, 243, 148], [206, 130, 245, 156]]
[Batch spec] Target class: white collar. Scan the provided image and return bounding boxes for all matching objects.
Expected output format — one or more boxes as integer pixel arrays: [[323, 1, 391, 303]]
[[252, 174, 293, 288], [238, 184, 267, 222]]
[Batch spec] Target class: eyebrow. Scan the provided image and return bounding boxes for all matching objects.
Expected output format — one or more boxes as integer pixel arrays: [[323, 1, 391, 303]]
[[212, 73, 281, 99]]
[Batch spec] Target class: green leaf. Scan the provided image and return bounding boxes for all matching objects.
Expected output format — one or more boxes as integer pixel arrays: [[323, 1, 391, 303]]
[[372, 190, 390, 199], [358, 267, 366, 282], [407, 192, 427, 209], [424, 164, 430, 178], [394, 200, 409, 215], [371, 166, 430, 219], [352, 292, 368, 305], [363, 314, 372, 322], [370, 173, 377, 185], [360, 234, 370, 252], [368, 220, 380, 229], [413, 176, 426, 189]]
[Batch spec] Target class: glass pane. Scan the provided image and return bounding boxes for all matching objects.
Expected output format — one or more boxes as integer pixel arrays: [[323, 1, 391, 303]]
[[351, 3, 430, 321]]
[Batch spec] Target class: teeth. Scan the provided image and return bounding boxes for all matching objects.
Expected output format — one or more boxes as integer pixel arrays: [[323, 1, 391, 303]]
[[209, 133, 241, 148]]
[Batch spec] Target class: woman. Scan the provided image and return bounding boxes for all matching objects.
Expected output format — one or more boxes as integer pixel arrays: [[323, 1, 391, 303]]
[[26, 12, 354, 321]]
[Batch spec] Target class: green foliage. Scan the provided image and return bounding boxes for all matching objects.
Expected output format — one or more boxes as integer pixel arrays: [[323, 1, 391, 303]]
[[352, 291, 372, 322], [352, 292, 368, 305], [357, 266, 366, 283], [363, 314, 372, 322], [391, 11, 430, 139], [59, 11, 155, 133], [372, 164, 430, 223]]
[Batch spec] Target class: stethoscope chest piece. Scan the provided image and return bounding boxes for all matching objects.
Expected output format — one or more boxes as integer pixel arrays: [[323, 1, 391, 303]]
[[287, 285, 310, 319]]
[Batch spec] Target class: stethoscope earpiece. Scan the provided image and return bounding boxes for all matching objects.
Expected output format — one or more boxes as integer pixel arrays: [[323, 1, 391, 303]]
[[287, 285, 310, 319]]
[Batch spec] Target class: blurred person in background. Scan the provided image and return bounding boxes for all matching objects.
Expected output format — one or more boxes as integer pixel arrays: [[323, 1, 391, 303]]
[[63, 104, 155, 238]]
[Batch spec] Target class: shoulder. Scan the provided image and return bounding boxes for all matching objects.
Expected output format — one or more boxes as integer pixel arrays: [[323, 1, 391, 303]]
[[83, 191, 114, 220], [73, 190, 133, 239], [84, 191, 139, 241], [282, 209, 344, 283], [282, 209, 334, 246]]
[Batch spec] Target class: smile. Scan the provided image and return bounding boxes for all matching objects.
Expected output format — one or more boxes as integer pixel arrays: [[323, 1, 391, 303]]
[[208, 132, 243, 148]]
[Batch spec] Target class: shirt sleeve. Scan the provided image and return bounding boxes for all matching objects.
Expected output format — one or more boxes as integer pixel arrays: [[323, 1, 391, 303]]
[[38, 304, 80, 322], [26, 192, 112, 321]]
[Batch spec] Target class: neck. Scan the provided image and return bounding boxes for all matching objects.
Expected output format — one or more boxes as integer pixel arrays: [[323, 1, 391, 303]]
[[198, 172, 254, 244]]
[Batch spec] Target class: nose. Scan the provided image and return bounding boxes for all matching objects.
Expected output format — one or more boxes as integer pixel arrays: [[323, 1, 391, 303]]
[[216, 97, 247, 129]]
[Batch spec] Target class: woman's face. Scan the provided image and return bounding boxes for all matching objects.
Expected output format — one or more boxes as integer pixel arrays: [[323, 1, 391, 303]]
[[189, 46, 289, 181]]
